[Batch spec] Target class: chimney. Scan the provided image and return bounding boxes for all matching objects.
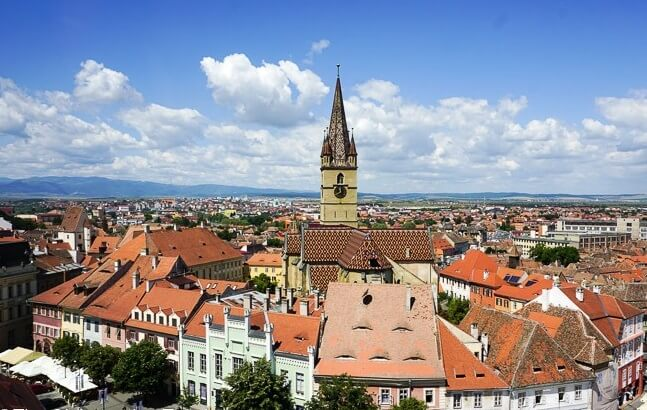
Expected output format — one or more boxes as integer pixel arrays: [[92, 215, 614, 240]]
[[483, 269, 489, 280], [200, 221, 205, 228], [173, 224, 179, 231], [243, 294, 253, 311], [299, 298, 309, 316], [143, 224, 151, 233], [481, 332, 489, 359], [553, 274, 561, 288], [470, 323, 479, 340], [275, 286, 282, 301], [214, 293, 221, 303], [132, 269, 140, 290], [541, 289, 549, 312], [287, 288, 294, 310], [593, 285, 601, 294], [280, 298, 288, 314], [265, 287, 271, 301], [313, 289, 320, 310], [151, 255, 158, 270], [145, 280, 154, 293], [405, 286, 412, 311], [140, 247, 149, 256], [264, 295, 270, 311], [575, 287, 584, 302], [530, 230, 536, 238], [114, 259, 121, 273]]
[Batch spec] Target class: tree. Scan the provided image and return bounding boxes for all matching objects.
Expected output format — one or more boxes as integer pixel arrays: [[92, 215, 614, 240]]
[[529, 244, 579, 266], [371, 222, 388, 230], [177, 387, 200, 410], [51, 335, 81, 370], [306, 374, 377, 410], [424, 218, 436, 226], [438, 295, 470, 325], [217, 229, 235, 241], [402, 221, 416, 230], [393, 398, 426, 410], [79, 343, 121, 386], [112, 341, 170, 396], [266, 238, 284, 247], [252, 273, 275, 293], [222, 358, 293, 410]]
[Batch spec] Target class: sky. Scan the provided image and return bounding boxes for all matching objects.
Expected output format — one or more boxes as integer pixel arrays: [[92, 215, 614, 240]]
[[1, 1, 647, 194]]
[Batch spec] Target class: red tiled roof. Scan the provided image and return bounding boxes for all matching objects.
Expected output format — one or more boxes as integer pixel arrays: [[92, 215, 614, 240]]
[[442, 249, 502, 289], [338, 231, 391, 271], [247, 252, 282, 267], [268, 312, 320, 357], [88, 236, 120, 254], [30, 272, 92, 306], [310, 265, 339, 293], [147, 228, 242, 267], [438, 320, 508, 391], [316, 283, 444, 380], [60, 206, 86, 232], [459, 306, 593, 388]]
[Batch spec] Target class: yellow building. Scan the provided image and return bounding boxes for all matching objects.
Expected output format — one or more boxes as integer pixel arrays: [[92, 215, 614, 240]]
[[246, 253, 284, 287], [319, 73, 358, 228]]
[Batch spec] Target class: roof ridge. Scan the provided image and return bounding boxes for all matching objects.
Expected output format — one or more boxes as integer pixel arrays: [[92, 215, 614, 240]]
[[510, 322, 536, 387]]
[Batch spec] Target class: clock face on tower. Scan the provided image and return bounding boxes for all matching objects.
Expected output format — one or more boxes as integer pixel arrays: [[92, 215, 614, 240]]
[[333, 184, 347, 199]]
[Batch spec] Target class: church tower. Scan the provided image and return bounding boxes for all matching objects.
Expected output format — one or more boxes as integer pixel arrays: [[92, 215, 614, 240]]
[[320, 68, 358, 227]]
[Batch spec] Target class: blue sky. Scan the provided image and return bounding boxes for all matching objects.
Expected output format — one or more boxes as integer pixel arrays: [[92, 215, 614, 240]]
[[1, 1, 647, 193]]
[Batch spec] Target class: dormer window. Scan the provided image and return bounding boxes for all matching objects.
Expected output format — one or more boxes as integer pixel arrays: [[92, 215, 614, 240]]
[[146, 314, 152, 322], [171, 318, 178, 327], [533, 366, 542, 373], [369, 356, 389, 361], [157, 316, 165, 325], [336, 354, 355, 360], [133, 311, 140, 320]]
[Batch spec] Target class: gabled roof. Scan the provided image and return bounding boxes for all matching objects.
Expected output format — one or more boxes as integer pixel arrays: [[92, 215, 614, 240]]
[[560, 286, 643, 346], [518, 304, 611, 367], [459, 305, 593, 388], [88, 236, 120, 255], [441, 249, 502, 289], [317, 283, 443, 380], [268, 312, 320, 357], [338, 231, 391, 271], [438, 320, 508, 391], [146, 228, 241, 267], [60, 206, 87, 232], [247, 252, 282, 267], [30, 272, 92, 306]]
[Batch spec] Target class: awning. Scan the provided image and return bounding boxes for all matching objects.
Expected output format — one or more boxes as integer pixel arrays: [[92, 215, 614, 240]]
[[9, 356, 97, 393], [0, 347, 43, 366]]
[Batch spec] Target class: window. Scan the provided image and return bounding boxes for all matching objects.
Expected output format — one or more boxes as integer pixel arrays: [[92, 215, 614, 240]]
[[215, 353, 223, 379], [147, 333, 156, 343], [558, 388, 565, 402], [453, 393, 462, 409], [622, 368, 627, 386], [399, 388, 409, 401], [134, 311, 139, 320], [64, 313, 71, 322], [518, 392, 526, 408], [187, 351, 195, 371], [94, 322, 99, 332], [214, 389, 222, 408], [296, 372, 305, 395], [200, 383, 207, 405], [146, 313, 152, 322], [116, 328, 121, 341], [337, 173, 344, 184], [535, 390, 543, 405], [200, 353, 207, 374], [380, 389, 391, 405], [494, 391, 502, 407], [474, 392, 482, 408], [72, 314, 80, 324], [158, 315, 164, 325], [105, 325, 111, 338], [575, 385, 582, 401], [281, 370, 290, 388], [86, 321, 91, 331], [233, 357, 243, 372], [171, 318, 178, 327], [188, 380, 195, 395], [167, 338, 175, 350], [424, 389, 434, 405]]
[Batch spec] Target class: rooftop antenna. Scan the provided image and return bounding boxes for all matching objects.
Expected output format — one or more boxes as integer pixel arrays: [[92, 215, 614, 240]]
[[336, 64, 340, 78]]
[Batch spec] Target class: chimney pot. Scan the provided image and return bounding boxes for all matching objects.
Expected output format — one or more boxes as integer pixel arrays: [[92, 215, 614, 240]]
[[575, 287, 584, 302], [280, 298, 288, 314], [151, 255, 158, 270], [140, 247, 149, 256], [143, 224, 151, 233], [299, 298, 309, 316], [145, 280, 154, 293], [405, 286, 412, 311], [243, 294, 253, 311], [132, 269, 140, 290], [313, 289, 320, 310], [287, 288, 295, 310], [114, 259, 121, 273], [470, 323, 479, 340]]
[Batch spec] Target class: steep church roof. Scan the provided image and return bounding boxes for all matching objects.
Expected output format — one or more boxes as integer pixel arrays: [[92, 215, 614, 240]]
[[323, 74, 354, 167]]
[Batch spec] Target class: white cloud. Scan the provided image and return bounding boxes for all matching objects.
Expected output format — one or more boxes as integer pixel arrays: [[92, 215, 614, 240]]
[[74, 59, 142, 105], [120, 104, 205, 149], [2, 58, 647, 194], [200, 53, 329, 127], [304, 39, 330, 64]]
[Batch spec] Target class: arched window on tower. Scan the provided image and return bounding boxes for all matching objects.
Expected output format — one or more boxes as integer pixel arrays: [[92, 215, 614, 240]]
[[337, 173, 344, 184]]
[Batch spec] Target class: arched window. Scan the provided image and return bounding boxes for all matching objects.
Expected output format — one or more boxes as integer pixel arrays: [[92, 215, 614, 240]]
[[337, 173, 344, 184]]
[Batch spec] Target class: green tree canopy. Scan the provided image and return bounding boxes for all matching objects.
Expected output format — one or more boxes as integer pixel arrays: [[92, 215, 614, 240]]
[[217, 229, 235, 241], [529, 244, 580, 266], [112, 341, 170, 396], [393, 398, 427, 410], [305, 374, 377, 410], [177, 386, 200, 410], [79, 342, 121, 387], [51, 335, 81, 370], [402, 221, 416, 230], [439, 295, 470, 325], [266, 238, 284, 247], [222, 358, 293, 410], [251, 273, 275, 293]]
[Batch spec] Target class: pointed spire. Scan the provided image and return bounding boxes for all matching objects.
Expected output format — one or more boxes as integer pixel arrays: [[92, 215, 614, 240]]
[[348, 134, 357, 156], [327, 71, 351, 164]]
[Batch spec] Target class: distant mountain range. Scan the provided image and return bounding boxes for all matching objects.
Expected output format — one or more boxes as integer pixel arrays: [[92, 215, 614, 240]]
[[0, 176, 646, 202]]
